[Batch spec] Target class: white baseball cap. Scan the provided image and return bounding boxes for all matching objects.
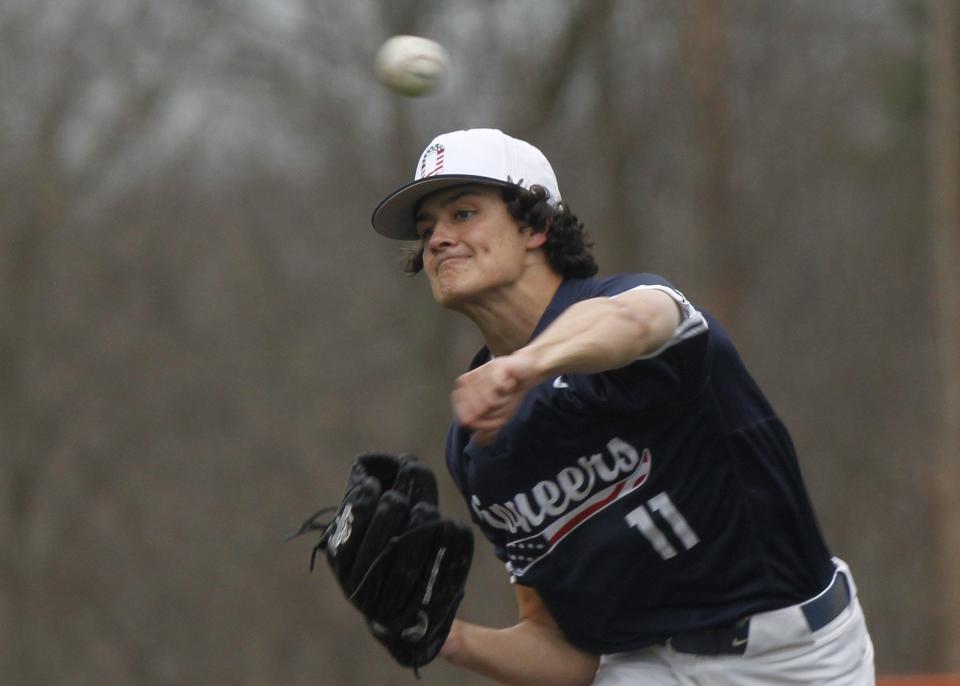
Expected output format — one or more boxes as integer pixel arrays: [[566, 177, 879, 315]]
[[371, 128, 562, 240]]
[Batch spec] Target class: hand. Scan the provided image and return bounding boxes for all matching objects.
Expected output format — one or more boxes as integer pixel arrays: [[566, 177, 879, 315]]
[[288, 453, 473, 673], [452, 352, 541, 445]]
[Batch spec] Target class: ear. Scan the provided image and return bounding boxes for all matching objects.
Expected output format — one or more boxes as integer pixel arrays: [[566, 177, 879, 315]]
[[523, 227, 549, 251]]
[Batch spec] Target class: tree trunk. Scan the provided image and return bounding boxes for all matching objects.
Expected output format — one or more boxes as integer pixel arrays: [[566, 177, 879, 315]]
[[927, 0, 960, 671], [685, 0, 739, 330]]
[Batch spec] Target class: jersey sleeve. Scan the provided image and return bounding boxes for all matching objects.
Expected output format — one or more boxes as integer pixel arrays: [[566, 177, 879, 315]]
[[612, 282, 708, 358], [563, 274, 710, 411]]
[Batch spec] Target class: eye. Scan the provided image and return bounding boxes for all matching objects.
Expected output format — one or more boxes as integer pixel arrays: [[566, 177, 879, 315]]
[[417, 225, 434, 242], [453, 208, 475, 221]]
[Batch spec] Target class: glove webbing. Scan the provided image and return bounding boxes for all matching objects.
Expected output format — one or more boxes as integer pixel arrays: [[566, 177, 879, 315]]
[[285, 506, 338, 571]]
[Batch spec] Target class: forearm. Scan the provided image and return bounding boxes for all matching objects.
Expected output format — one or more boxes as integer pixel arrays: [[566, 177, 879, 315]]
[[442, 618, 599, 686], [451, 289, 681, 443], [519, 291, 679, 381]]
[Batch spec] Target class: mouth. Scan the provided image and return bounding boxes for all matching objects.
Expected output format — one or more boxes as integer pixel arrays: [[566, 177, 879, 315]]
[[435, 255, 466, 275]]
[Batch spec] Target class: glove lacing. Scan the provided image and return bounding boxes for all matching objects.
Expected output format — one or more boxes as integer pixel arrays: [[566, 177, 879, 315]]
[[285, 506, 338, 571]]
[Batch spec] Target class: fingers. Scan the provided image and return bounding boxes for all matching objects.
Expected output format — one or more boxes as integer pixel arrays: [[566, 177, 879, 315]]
[[452, 375, 512, 425], [452, 357, 534, 443], [454, 395, 515, 430], [393, 459, 439, 507], [472, 428, 500, 446], [348, 490, 410, 596]]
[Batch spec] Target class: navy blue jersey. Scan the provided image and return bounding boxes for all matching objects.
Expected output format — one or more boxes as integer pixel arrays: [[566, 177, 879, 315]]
[[444, 274, 834, 655]]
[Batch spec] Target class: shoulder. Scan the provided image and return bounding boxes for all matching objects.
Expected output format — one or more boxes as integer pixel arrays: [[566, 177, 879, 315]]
[[565, 273, 679, 299]]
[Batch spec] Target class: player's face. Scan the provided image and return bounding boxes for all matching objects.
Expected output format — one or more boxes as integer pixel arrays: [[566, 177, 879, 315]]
[[415, 185, 536, 309]]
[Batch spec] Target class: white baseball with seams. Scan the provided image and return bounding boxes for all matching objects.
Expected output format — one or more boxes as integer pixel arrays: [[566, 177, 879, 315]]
[[375, 35, 449, 97]]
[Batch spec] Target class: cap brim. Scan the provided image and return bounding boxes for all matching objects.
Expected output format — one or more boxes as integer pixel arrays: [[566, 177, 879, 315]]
[[371, 174, 509, 240]]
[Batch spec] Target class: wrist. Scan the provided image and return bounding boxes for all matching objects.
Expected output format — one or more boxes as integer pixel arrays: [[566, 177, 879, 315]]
[[440, 618, 464, 663], [510, 346, 554, 388]]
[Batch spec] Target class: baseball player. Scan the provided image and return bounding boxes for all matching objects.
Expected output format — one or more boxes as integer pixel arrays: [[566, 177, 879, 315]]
[[369, 128, 876, 685]]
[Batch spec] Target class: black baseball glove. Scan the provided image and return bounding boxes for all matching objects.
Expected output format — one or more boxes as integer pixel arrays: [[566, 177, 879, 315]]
[[289, 453, 473, 675]]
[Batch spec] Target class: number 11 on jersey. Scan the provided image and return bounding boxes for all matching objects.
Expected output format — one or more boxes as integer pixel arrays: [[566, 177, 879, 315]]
[[625, 492, 700, 560]]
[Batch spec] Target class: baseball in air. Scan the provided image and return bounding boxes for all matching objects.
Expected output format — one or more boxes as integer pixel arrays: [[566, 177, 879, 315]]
[[375, 35, 450, 97]]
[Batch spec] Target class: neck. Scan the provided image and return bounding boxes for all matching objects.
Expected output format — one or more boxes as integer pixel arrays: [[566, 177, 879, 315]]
[[455, 265, 563, 356]]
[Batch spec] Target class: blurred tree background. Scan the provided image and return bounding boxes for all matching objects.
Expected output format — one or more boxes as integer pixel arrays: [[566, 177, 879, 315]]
[[1, 0, 957, 684]]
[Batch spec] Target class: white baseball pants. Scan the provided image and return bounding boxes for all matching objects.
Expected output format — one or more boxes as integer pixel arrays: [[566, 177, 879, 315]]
[[592, 559, 875, 686]]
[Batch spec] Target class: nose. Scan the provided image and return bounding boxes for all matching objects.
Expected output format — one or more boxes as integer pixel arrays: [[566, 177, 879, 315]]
[[427, 218, 457, 252]]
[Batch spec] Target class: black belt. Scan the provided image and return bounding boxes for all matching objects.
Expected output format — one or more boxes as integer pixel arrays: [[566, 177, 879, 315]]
[[666, 571, 851, 656]]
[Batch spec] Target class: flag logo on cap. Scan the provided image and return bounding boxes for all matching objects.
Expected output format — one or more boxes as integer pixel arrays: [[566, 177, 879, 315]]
[[418, 143, 445, 178]]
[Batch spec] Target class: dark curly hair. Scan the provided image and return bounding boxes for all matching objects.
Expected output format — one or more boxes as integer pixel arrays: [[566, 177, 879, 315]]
[[402, 183, 599, 278]]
